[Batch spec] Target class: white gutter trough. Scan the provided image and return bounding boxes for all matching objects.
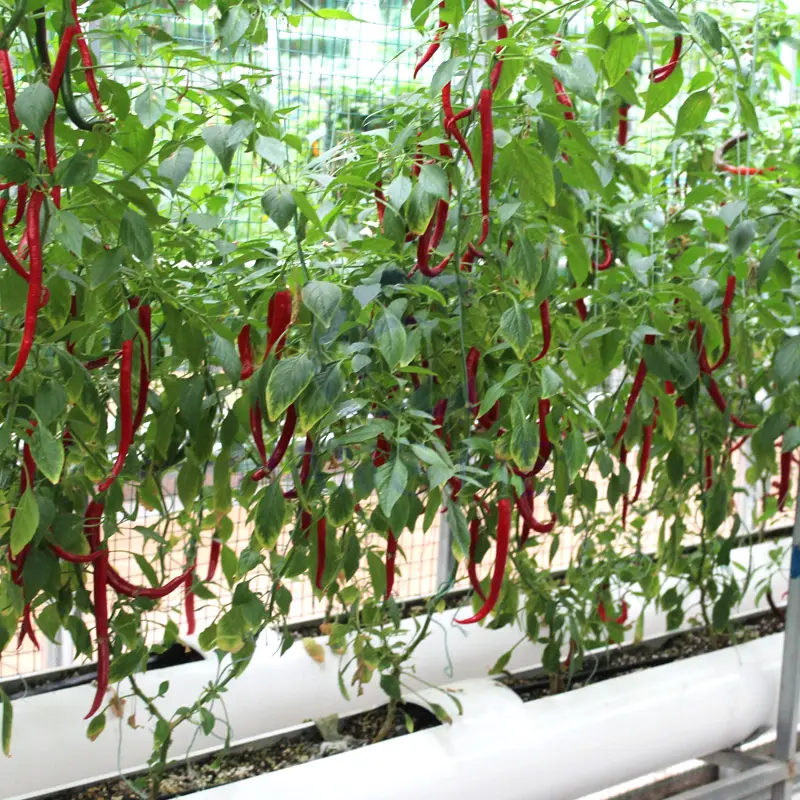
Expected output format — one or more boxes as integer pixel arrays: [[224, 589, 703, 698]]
[[2, 540, 790, 800], [192, 634, 786, 800]]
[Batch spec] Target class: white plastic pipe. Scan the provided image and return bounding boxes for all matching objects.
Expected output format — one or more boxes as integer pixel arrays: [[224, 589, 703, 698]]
[[191, 634, 785, 800], [2, 539, 790, 800]]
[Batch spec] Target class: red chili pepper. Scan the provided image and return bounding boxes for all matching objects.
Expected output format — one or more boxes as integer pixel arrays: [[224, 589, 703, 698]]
[[206, 538, 221, 582], [97, 339, 134, 492], [374, 181, 386, 230], [592, 238, 613, 271], [575, 298, 587, 321], [617, 103, 630, 146], [433, 398, 448, 442], [651, 35, 682, 83], [7, 190, 45, 382], [108, 560, 195, 600], [441, 83, 474, 165], [704, 376, 757, 429], [132, 304, 151, 433], [466, 346, 480, 413], [612, 334, 655, 448], [457, 497, 510, 624], [0, 50, 20, 132], [515, 483, 557, 534], [483, 0, 513, 19], [372, 433, 391, 468], [707, 276, 735, 372], [412, 216, 451, 278], [489, 22, 509, 91], [598, 599, 628, 625], [50, 541, 103, 563], [467, 518, 487, 601], [85, 548, 109, 719], [84, 354, 117, 370], [413, 4, 447, 79], [620, 442, 629, 529], [631, 399, 658, 504], [477, 88, 493, 246], [265, 290, 292, 360], [385, 528, 397, 600], [184, 571, 196, 635], [778, 451, 792, 511], [704, 453, 713, 492], [43, 26, 78, 183], [16, 604, 39, 650], [0, 195, 31, 282], [238, 324, 254, 380], [315, 517, 327, 590], [460, 242, 482, 271], [252, 403, 299, 481], [532, 300, 551, 362], [532, 398, 552, 476], [10, 185, 26, 228], [729, 435, 748, 455], [70, 0, 104, 114]]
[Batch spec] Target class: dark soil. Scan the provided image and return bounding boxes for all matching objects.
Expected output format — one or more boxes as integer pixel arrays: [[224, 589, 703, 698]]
[[54, 702, 439, 800], [503, 608, 785, 702]]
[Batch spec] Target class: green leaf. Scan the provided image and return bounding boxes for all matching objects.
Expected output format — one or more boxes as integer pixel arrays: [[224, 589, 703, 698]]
[[302, 280, 342, 327], [329, 482, 354, 527], [499, 300, 532, 358], [266, 354, 315, 421], [693, 11, 722, 52], [31, 425, 64, 484], [14, 82, 54, 137], [217, 5, 251, 50], [405, 182, 437, 235], [385, 175, 411, 210], [374, 310, 406, 370], [1, 687, 11, 757], [255, 481, 285, 551], [564, 429, 587, 479], [108, 647, 148, 683], [418, 164, 449, 199], [203, 121, 254, 174], [774, 336, 800, 389], [296, 363, 345, 432], [540, 365, 562, 397], [728, 220, 755, 258], [0, 155, 32, 183], [55, 152, 98, 187], [509, 237, 541, 295], [736, 90, 760, 133], [158, 146, 194, 191], [757, 240, 780, 289], [11, 489, 39, 556], [782, 427, 800, 452], [512, 141, 555, 206], [509, 400, 539, 473], [675, 90, 711, 136], [261, 185, 296, 231], [211, 333, 241, 383], [120, 209, 153, 265], [642, 0, 683, 30], [376, 457, 407, 517], [643, 63, 683, 121], [134, 86, 166, 129], [411, 444, 453, 487], [255, 135, 286, 167], [706, 480, 728, 533], [604, 26, 638, 86]]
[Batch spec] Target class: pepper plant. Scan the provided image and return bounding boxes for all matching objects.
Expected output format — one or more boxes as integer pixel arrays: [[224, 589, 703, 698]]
[[0, 0, 799, 787]]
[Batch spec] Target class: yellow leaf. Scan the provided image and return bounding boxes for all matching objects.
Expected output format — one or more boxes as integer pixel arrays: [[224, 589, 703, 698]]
[[303, 637, 325, 663]]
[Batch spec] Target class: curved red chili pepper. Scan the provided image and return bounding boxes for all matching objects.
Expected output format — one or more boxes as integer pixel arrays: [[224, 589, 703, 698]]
[[7, 190, 45, 382], [515, 483, 557, 534], [50, 541, 104, 563], [631, 399, 658, 504], [385, 528, 397, 600], [466, 346, 480, 413], [132, 304, 151, 433], [612, 334, 655, 448], [85, 548, 109, 719], [16, 604, 39, 650], [238, 324, 254, 380], [707, 276, 735, 372], [315, 517, 327, 590], [705, 376, 757, 429], [456, 498, 510, 624], [433, 398, 448, 440], [413, 5, 447, 79], [620, 442, 629, 529], [483, 0, 512, 20], [372, 433, 391, 468], [575, 298, 587, 321], [265, 290, 292, 360], [477, 88, 493, 246], [0, 196, 30, 282], [617, 103, 630, 146], [598, 599, 628, 625], [441, 82, 474, 165], [531, 398, 553, 477], [467, 518, 487, 601], [704, 453, 713, 492], [532, 300, 551, 362], [70, 0, 105, 114], [374, 181, 386, 229], [107, 560, 195, 600], [592, 238, 613, 271], [413, 216, 452, 278], [252, 403, 299, 481], [651, 35, 682, 83], [10, 184, 26, 228], [184, 571, 196, 635], [489, 22, 508, 91], [778, 451, 792, 511], [0, 50, 20, 132], [283, 434, 313, 499], [460, 242, 482, 271], [97, 339, 134, 492], [206, 538, 221, 581]]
